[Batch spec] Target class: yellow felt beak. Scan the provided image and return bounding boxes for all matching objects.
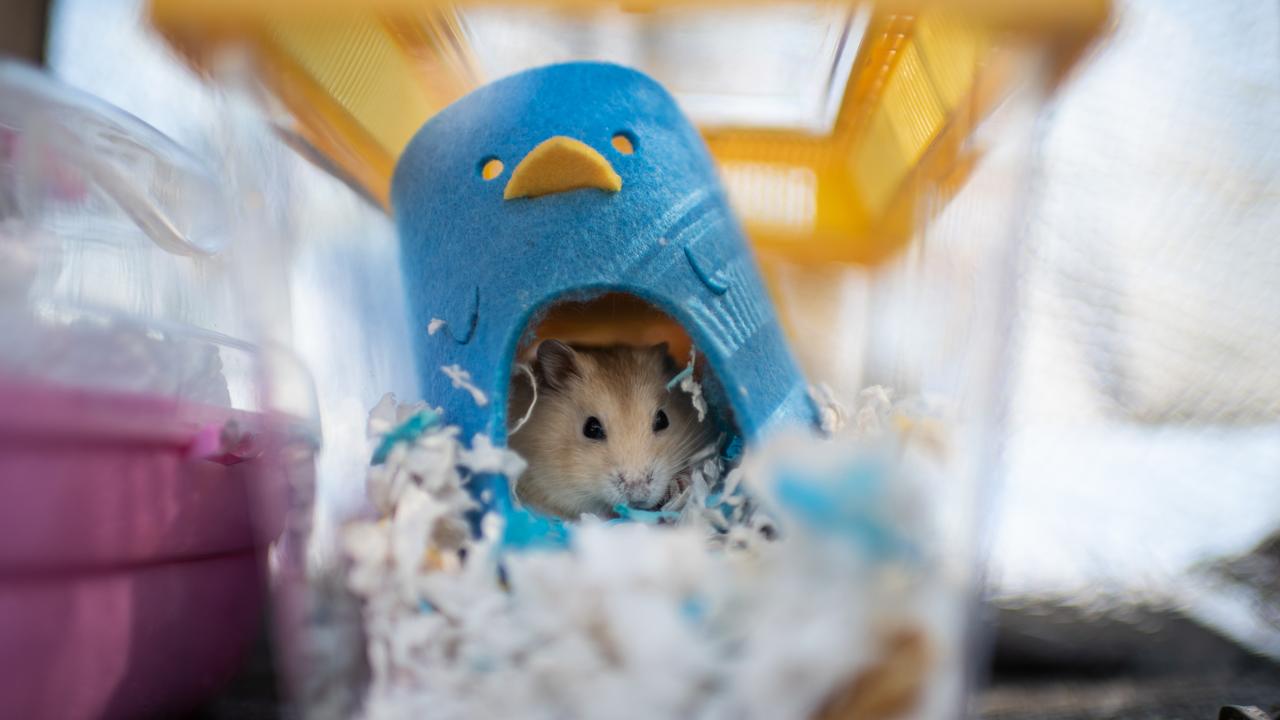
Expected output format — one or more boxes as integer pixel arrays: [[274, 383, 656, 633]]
[[504, 136, 622, 200]]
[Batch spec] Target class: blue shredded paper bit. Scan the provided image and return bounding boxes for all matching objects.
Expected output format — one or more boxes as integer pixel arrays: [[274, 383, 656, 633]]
[[370, 409, 442, 465], [501, 507, 571, 549], [680, 596, 707, 624], [665, 365, 693, 391], [721, 435, 744, 463], [773, 458, 916, 560], [612, 504, 681, 524]]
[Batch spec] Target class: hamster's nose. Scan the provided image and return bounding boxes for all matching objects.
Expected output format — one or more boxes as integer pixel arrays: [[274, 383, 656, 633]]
[[504, 136, 622, 200], [616, 472, 649, 489]]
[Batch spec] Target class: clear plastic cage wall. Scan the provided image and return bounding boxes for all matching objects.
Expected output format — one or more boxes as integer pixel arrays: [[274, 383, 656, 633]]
[[0, 61, 318, 719], [147, 1, 1104, 718]]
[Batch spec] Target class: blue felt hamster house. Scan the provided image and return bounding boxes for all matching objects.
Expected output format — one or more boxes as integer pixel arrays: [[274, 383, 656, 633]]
[[391, 62, 816, 535]]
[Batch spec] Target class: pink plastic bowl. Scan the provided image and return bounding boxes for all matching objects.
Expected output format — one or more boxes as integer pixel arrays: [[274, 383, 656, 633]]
[[0, 376, 285, 719]]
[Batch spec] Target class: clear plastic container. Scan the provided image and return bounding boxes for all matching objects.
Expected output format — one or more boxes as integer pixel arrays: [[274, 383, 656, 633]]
[[142, 3, 1093, 719], [0, 61, 316, 719]]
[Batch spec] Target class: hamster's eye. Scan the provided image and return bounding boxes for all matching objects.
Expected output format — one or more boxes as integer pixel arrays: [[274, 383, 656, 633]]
[[653, 409, 669, 433], [611, 131, 636, 155], [480, 157, 504, 181], [583, 416, 606, 441]]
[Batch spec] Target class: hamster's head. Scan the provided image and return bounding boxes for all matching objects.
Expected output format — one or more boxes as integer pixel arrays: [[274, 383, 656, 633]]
[[508, 340, 714, 519]]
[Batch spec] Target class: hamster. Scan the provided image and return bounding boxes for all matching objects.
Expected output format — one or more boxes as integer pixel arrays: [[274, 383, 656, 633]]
[[507, 340, 715, 519]]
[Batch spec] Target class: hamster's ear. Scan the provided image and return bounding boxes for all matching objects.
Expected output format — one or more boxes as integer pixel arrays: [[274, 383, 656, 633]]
[[650, 342, 678, 373], [536, 340, 579, 391]]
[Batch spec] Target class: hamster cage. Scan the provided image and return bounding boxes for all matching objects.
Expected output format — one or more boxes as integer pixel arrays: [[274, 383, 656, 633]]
[[140, 1, 1107, 718]]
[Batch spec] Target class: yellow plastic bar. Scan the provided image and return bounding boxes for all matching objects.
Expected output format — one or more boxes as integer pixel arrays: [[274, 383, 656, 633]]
[[157, 5, 475, 206], [705, 10, 993, 264]]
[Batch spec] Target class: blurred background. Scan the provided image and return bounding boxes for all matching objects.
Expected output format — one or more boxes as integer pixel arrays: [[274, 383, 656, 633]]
[[2, 0, 1277, 718]]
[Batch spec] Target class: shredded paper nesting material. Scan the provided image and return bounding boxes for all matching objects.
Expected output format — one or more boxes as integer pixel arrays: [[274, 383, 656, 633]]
[[343, 385, 944, 720]]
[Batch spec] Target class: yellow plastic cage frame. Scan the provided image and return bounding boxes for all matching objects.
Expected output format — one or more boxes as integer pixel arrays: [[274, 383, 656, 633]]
[[150, 0, 1107, 266]]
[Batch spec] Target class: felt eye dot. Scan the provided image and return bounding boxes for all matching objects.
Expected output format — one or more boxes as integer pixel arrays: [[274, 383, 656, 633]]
[[610, 132, 636, 155], [583, 416, 606, 441], [652, 409, 669, 433], [480, 157, 504, 181]]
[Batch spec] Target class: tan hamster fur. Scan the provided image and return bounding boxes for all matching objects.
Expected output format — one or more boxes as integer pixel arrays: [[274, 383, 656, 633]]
[[507, 340, 715, 519]]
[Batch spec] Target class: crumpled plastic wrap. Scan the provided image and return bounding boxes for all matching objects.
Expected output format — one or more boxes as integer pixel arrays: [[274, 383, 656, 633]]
[[343, 385, 942, 720], [0, 307, 232, 406]]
